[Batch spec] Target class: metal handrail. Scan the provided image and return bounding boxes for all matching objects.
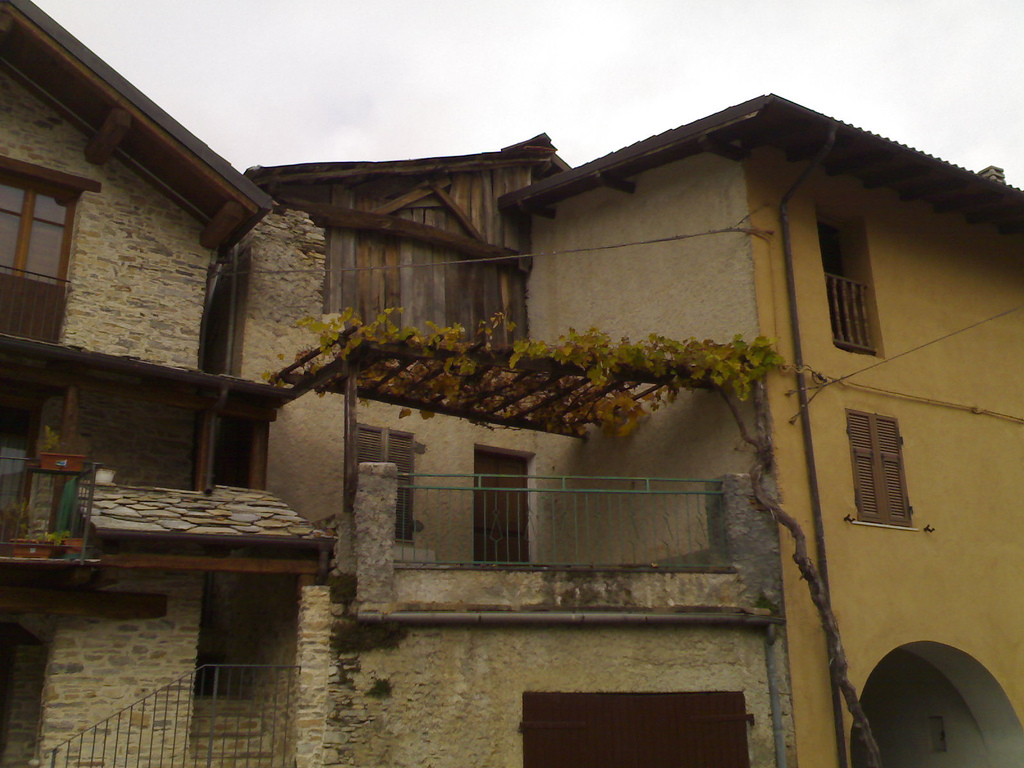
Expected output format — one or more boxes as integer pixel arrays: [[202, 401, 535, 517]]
[[48, 663, 299, 768], [391, 474, 725, 568]]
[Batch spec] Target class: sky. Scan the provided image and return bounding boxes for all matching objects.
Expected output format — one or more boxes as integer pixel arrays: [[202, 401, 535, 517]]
[[28, 0, 1024, 184]]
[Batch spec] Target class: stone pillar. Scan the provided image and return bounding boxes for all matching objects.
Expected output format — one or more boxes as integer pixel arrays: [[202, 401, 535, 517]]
[[720, 473, 783, 607], [293, 583, 332, 768], [354, 462, 397, 611]]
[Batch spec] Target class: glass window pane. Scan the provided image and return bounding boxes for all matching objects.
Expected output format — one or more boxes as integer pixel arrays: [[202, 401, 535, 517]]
[[0, 211, 20, 269], [0, 184, 25, 216], [33, 193, 68, 225], [25, 221, 64, 278]]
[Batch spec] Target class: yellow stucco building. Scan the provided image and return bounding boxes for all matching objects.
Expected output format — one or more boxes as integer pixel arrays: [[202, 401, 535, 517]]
[[505, 95, 1024, 767]]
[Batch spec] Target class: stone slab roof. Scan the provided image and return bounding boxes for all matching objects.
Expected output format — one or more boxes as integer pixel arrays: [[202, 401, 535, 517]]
[[90, 485, 331, 541]]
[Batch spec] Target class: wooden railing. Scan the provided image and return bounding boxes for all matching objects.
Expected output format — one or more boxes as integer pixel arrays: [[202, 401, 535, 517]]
[[825, 273, 874, 353], [0, 265, 67, 342]]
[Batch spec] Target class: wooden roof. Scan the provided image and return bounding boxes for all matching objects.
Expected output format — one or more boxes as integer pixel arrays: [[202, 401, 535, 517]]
[[0, 0, 272, 247], [500, 95, 1024, 235]]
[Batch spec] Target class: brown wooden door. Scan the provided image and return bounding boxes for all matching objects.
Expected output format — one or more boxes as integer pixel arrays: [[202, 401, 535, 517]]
[[521, 692, 752, 768], [473, 450, 529, 563]]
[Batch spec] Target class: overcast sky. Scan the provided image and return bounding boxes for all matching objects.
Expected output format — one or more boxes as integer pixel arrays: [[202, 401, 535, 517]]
[[29, 0, 1024, 184]]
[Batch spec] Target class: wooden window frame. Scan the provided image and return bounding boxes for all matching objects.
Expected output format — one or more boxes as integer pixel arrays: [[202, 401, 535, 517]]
[[356, 424, 415, 542], [0, 156, 99, 281], [846, 409, 912, 526]]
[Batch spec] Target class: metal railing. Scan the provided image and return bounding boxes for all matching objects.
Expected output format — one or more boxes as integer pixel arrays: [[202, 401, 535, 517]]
[[393, 474, 725, 568], [0, 264, 68, 342], [0, 457, 97, 562], [825, 272, 875, 353], [48, 664, 298, 768]]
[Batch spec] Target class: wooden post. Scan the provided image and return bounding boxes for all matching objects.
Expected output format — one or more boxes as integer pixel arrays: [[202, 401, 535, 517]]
[[59, 384, 80, 451], [343, 368, 358, 516]]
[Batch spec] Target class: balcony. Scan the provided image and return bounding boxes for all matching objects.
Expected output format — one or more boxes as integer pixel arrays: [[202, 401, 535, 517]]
[[394, 474, 726, 568], [0, 264, 67, 342], [825, 272, 874, 354], [352, 466, 782, 619], [0, 456, 97, 562]]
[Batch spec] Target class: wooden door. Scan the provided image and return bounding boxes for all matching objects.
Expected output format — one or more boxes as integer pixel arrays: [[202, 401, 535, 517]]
[[521, 692, 752, 768], [474, 450, 529, 563]]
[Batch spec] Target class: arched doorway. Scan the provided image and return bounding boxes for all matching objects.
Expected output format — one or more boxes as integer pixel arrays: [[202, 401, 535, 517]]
[[852, 642, 1024, 768]]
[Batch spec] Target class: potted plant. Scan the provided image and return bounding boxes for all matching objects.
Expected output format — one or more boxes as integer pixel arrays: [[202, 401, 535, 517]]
[[12, 531, 67, 559], [37, 427, 86, 473]]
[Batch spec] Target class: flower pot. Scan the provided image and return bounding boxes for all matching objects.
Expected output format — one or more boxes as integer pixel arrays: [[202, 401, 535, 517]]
[[39, 453, 86, 472], [12, 541, 64, 558]]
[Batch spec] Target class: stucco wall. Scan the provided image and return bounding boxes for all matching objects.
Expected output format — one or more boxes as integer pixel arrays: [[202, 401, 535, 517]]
[[745, 145, 1024, 766], [0, 70, 210, 368], [325, 624, 783, 768], [527, 151, 760, 482]]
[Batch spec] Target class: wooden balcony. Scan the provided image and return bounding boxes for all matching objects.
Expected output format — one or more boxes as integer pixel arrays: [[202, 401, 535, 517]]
[[0, 266, 67, 342], [825, 273, 875, 354]]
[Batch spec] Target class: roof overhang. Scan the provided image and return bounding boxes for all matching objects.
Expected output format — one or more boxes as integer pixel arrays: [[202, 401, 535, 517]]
[[500, 95, 1024, 235], [0, 333, 291, 420], [0, 0, 273, 248]]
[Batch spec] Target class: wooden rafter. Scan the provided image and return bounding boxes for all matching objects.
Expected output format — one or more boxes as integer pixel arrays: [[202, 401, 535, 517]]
[[278, 198, 518, 261], [84, 108, 132, 165], [430, 182, 485, 240]]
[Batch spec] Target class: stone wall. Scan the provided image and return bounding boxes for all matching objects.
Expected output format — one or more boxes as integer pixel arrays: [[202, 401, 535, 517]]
[[198, 572, 299, 667], [76, 391, 195, 488], [0, 645, 47, 768], [293, 584, 332, 768], [38, 572, 203, 755], [0, 70, 211, 368]]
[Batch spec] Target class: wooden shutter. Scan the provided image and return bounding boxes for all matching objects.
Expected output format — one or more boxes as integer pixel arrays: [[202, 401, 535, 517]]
[[356, 425, 414, 540], [846, 410, 910, 526], [521, 691, 752, 768]]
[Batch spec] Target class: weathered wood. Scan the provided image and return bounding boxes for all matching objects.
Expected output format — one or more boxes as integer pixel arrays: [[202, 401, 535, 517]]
[[431, 182, 484, 241], [194, 409, 214, 491], [84, 108, 132, 165], [0, 586, 167, 619], [372, 184, 437, 215], [101, 553, 318, 575], [280, 199, 519, 261], [59, 383, 80, 452], [0, 154, 102, 193], [200, 201, 247, 249], [343, 372, 358, 515], [597, 172, 636, 194]]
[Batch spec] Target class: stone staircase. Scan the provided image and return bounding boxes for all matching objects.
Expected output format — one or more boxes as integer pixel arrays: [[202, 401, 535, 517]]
[[188, 698, 288, 768]]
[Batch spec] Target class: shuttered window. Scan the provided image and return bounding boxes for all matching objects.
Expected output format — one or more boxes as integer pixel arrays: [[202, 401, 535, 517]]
[[846, 410, 911, 526], [356, 425, 415, 541]]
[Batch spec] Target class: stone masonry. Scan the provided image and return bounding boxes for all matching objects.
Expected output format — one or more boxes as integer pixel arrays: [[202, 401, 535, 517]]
[[38, 572, 204, 758], [0, 70, 211, 369]]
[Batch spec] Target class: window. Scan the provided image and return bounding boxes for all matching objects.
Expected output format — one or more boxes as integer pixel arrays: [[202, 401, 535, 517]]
[[0, 161, 91, 342], [819, 220, 877, 355], [356, 425, 414, 541], [847, 410, 911, 526]]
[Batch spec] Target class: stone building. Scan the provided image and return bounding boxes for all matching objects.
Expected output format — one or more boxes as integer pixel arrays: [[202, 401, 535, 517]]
[[0, 2, 333, 766]]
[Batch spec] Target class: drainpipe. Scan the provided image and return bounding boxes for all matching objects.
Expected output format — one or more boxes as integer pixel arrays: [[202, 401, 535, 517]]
[[779, 123, 849, 768], [764, 624, 788, 768], [197, 257, 225, 371]]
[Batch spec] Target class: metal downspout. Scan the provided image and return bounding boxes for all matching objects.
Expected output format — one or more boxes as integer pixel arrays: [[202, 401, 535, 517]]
[[779, 123, 849, 768], [765, 623, 788, 768]]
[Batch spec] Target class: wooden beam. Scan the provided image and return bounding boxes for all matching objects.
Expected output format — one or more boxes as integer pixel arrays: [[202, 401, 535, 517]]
[[0, 362, 278, 420], [59, 383, 80, 452], [0, 586, 167, 619], [100, 553, 319, 575], [698, 135, 749, 162], [858, 165, 931, 189], [0, 13, 14, 47], [516, 200, 556, 220], [824, 150, 895, 176], [344, 371, 358, 516], [200, 201, 247, 249], [430, 183, 485, 240], [372, 182, 445, 215], [597, 172, 636, 194], [84, 108, 132, 165], [0, 154, 101, 194], [281, 199, 519, 261], [933, 191, 1003, 213], [896, 177, 970, 202]]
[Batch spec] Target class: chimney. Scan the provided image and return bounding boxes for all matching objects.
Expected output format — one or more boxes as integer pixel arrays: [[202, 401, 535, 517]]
[[979, 165, 1006, 183]]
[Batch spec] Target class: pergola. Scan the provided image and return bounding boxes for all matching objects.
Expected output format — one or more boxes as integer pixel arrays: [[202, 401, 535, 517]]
[[271, 326, 738, 510]]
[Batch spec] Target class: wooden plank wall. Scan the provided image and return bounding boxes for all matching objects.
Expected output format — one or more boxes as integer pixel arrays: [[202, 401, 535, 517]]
[[324, 165, 536, 344]]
